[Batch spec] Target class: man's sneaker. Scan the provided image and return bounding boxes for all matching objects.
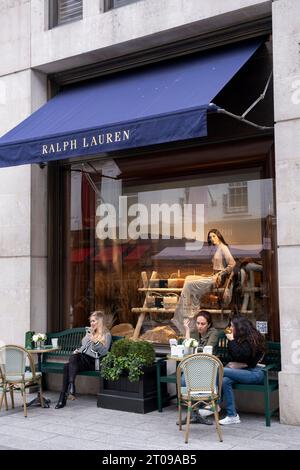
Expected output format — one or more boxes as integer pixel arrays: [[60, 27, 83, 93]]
[[199, 405, 221, 417], [199, 408, 214, 417], [177, 412, 213, 426], [219, 414, 241, 425]]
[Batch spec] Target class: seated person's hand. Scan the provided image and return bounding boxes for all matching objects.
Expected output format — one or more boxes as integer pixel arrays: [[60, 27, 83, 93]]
[[225, 332, 234, 341], [183, 318, 191, 330], [73, 349, 80, 354]]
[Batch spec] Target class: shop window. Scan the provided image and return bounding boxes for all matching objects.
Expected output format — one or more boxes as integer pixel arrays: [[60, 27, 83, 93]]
[[58, 147, 277, 341], [104, 0, 141, 11], [223, 182, 248, 214], [49, 0, 83, 28]]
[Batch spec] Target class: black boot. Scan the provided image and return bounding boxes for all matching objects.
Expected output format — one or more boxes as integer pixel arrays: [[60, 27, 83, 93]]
[[177, 410, 213, 426], [55, 392, 67, 409], [67, 382, 76, 400]]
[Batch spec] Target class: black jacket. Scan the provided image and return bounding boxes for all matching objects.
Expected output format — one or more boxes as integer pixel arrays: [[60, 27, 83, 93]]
[[228, 339, 263, 368]]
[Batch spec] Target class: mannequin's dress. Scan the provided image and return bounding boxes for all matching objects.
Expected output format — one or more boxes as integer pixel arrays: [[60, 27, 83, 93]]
[[171, 243, 235, 334]]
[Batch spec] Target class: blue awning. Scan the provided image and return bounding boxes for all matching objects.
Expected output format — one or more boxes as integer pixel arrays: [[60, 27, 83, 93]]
[[0, 39, 262, 168]]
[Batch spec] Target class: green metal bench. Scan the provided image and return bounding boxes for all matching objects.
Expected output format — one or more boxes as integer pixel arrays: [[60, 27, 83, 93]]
[[216, 333, 281, 426], [41, 328, 122, 378], [156, 356, 177, 412]]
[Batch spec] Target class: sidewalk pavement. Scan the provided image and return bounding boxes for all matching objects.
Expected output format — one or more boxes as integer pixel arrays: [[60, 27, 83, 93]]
[[0, 391, 300, 450]]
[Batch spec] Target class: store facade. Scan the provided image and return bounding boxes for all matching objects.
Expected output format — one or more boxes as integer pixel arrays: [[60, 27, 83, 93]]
[[0, 0, 300, 424]]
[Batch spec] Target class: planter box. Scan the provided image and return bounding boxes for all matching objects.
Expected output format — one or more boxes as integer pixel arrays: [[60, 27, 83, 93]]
[[97, 363, 169, 413]]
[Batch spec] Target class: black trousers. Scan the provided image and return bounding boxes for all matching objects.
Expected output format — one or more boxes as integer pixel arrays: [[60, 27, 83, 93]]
[[62, 353, 95, 393]]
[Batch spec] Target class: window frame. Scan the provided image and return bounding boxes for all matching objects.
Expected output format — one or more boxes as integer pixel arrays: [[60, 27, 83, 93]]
[[103, 0, 141, 12], [48, 136, 279, 340], [223, 182, 249, 214], [49, 0, 83, 29]]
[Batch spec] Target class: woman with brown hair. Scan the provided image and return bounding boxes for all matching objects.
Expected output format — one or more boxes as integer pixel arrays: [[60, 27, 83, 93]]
[[218, 316, 265, 425], [184, 310, 219, 354], [55, 310, 111, 409]]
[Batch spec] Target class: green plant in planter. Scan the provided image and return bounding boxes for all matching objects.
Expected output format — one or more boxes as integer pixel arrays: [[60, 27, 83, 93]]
[[101, 338, 155, 382]]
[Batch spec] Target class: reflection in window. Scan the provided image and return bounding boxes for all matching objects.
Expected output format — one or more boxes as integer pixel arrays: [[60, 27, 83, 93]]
[[223, 182, 248, 214], [64, 157, 276, 340]]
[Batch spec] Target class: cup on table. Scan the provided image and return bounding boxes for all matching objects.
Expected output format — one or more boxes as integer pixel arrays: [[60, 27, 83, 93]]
[[51, 338, 58, 348], [203, 345, 213, 355], [176, 345, 185, 358]]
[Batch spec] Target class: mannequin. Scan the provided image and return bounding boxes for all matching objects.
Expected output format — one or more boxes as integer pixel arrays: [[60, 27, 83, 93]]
[[171, 229, 236, 334]]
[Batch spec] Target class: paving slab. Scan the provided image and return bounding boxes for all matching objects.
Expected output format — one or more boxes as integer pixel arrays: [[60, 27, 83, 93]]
[[0, 391, 300, 450]]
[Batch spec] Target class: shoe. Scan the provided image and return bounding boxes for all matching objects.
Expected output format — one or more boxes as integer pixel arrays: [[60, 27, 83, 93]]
[[177, 412, 213, 426], [219, 414, 241, 425], [199, 405, 221, 417], [55, 392, 67, 409]]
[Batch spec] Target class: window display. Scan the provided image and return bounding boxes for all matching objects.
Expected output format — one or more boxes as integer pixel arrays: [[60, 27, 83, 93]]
[[60, 143, 277, 341]]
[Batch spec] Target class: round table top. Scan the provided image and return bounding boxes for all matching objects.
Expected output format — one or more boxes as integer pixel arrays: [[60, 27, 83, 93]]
[[26, 347, 60, 354], [167, 354, 194, 362]]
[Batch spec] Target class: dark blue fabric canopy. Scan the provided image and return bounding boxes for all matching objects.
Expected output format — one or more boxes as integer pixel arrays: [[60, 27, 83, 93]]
[[0, 39, 261, 167]]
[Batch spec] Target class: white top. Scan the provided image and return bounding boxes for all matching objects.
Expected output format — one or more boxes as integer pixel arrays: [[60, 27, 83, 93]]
[[212, 243, 236, 273]]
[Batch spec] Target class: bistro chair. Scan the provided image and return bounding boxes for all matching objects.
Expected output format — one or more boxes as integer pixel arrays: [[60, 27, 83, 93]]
[[0, 368, 10, 412], [0, 344, 44, 417], [177, 353, 224, 444]]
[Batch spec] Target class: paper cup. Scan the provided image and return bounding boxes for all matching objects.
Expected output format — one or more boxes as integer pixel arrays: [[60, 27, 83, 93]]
[[203, 345, 213, 354]]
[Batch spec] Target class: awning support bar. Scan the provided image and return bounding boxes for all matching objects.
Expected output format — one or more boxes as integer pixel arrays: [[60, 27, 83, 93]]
[[215, 107, 274, 130], [211, 70, 274, 131], [241, 71, 273, 118]]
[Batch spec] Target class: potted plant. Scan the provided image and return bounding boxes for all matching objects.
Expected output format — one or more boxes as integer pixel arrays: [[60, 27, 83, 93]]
[[32, 333, 47, 349], [98, 338, 167, 413], [183, 338, 199, 355]]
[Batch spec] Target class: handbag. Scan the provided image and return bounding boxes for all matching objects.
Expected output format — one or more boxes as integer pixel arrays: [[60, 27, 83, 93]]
[[167, 272, 185, 288], [163, 293, 179, 309]]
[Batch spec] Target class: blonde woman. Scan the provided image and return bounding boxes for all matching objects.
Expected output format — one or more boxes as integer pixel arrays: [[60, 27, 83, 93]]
[[55, 311, 112, 409]]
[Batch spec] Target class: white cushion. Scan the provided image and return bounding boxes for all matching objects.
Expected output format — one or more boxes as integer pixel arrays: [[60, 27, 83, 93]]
[[181, 386, 214, 396], [5, 371, 42, 382]]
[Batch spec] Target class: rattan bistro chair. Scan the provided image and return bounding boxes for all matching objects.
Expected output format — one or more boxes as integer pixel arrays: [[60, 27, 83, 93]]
[[0, 344, 44, 417], [177, 353, 224, 444]]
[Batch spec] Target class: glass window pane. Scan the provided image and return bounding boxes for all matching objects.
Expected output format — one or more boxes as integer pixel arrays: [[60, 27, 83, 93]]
[[105, 0, 141, 11], [63, 154, 276, 341]]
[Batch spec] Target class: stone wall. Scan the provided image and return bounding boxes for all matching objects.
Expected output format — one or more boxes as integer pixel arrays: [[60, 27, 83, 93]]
[[273, 0, 300, 425], [0, 0, 48, 345]]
